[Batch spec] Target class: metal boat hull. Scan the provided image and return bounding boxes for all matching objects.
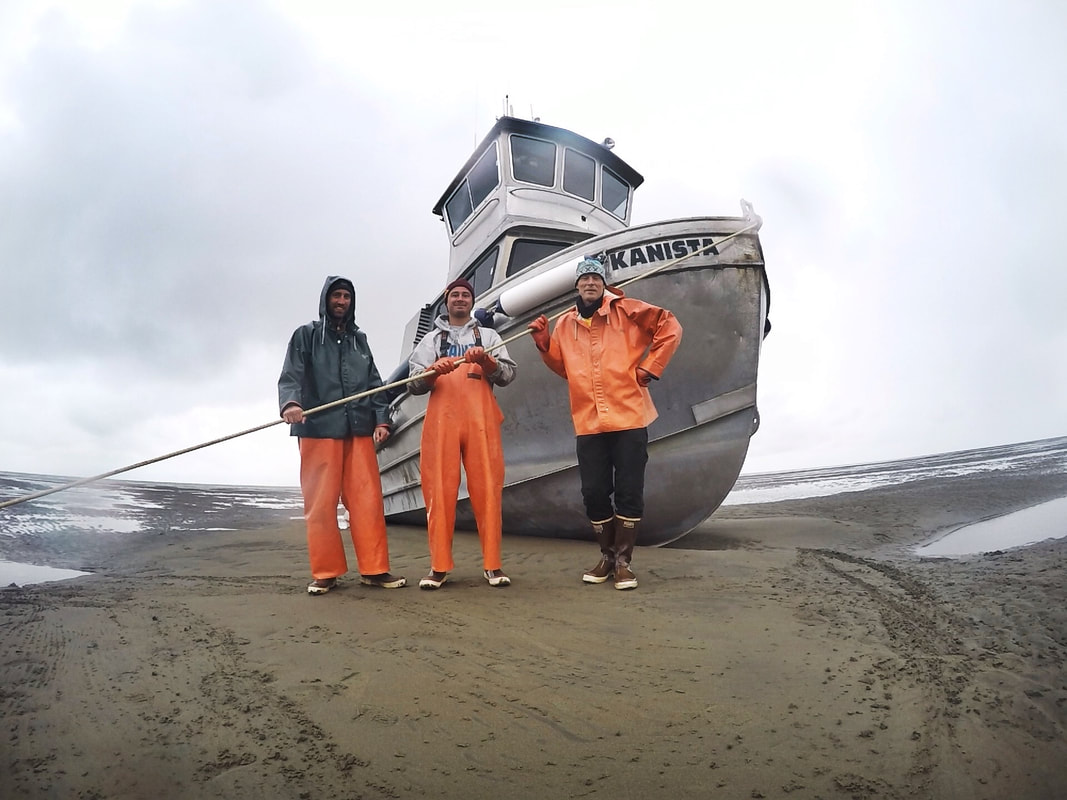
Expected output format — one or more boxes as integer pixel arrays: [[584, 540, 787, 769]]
[[377, 214, 767, 546]]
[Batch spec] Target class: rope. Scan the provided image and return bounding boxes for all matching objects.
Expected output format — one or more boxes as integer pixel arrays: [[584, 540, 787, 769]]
[[490, 220, 759, 349], [0, 220, 758, 511]]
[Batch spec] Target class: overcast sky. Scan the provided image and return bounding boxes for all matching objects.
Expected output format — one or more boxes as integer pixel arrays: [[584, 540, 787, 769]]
[[1, 0, 1064, 488]]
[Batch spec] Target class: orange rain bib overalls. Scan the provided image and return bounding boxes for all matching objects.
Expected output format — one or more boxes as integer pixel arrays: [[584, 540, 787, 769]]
[[420, 331, 506, 573]]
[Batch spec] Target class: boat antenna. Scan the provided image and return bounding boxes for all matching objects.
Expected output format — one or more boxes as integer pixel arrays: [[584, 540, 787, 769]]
[[0, 222, 760, 511]]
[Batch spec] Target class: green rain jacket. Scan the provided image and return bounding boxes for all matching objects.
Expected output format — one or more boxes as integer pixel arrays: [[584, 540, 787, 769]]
[[277, 275, 391, 439]]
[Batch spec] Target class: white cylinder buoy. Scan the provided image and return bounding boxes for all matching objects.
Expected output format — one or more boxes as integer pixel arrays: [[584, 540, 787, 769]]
[[495, 257, 583, 317]]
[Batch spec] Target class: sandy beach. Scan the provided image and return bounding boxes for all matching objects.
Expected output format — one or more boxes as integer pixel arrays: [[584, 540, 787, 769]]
[[2, 465, 1066, 800]]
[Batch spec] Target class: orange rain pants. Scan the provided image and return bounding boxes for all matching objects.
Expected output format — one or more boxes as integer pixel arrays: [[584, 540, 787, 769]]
[[299, 436, 391, 579], [420, 364, 505, 573]]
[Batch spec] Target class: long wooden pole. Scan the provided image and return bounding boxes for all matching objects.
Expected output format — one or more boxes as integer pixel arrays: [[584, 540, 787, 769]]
[[0, 221, 758, 511], [490, 220, 759, 349], [0, 368, 436, 510]]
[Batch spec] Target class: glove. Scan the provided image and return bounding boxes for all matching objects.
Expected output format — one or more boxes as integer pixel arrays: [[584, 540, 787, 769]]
[[528, 314, 550, 351], [466, 346, 497, 373], [430, 357, 457, 375]]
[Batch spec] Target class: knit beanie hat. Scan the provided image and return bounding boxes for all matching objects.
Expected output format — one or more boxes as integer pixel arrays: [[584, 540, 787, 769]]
[[574, 257, 607, 285], [445, 277, 476, 296]]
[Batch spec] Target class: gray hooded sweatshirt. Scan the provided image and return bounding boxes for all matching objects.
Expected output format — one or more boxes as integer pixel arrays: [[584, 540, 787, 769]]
[[407, 315, 516, 395]]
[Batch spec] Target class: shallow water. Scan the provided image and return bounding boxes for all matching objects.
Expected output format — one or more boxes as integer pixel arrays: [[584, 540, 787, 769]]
[[2, 437, 1065, 583], [914, 497, 1067, 558], [0, 559, 90, 587], [724, 437, 1067, 505]]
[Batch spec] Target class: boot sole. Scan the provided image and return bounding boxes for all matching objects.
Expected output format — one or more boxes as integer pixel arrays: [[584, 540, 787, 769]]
[[614, 580, 638, 590], [582, 574, 611, 584], [359, 577, 407, 588]]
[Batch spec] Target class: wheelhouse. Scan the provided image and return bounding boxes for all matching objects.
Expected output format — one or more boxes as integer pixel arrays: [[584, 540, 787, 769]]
[[432, 117, 644, 293]]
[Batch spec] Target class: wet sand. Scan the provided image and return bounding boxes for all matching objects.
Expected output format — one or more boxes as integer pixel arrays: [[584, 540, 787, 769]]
[[2, 467, 1066, 799]]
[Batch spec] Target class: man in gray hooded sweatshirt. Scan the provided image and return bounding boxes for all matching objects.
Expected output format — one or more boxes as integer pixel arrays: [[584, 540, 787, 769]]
[[407, 277, 517, 589], [278, 276, 406, 595]]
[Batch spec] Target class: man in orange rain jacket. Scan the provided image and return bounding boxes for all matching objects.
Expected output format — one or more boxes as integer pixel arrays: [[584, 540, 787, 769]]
[[528, 257, 682, 590], [408, 277, 517, 590], [278, 276, 406, 595]]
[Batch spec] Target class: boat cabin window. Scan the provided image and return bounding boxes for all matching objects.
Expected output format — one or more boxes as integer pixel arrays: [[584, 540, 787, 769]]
[[444, 144, 500, 232], [511, 135, 556, 186], [444, 184, 473, 231], [563, 148, 595, 201], [506, 239, 571, 278], [467, 246, 499, 298], [602, 166, 630, 219]]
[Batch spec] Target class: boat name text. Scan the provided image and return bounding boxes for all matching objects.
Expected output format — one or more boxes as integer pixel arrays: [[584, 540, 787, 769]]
[[607, 238, 719, 271]]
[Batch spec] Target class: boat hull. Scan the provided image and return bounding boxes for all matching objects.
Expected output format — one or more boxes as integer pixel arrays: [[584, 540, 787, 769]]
[[378, 215, 767, 546]]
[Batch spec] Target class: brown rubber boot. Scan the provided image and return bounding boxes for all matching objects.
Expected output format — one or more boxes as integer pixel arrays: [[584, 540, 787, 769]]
[[582, 516, 616, 584], [613, 516, 639, 590]]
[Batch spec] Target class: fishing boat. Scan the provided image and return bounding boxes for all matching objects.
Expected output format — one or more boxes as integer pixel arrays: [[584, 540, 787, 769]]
[[377, 116, 769, 546]]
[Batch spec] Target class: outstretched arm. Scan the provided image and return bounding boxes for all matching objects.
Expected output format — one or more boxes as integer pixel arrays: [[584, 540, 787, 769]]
[[527, 314, 568, 379]]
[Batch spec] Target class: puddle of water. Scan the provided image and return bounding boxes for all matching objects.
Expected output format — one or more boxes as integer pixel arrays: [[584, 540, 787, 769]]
[[915, 497, 1067, 557], [0, 559, 92, 587]]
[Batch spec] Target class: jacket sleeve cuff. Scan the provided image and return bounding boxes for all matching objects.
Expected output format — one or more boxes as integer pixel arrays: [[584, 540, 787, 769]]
[[639, 360, 663, 379]]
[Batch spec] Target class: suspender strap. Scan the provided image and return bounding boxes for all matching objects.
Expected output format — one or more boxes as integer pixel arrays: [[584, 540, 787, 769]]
[[438, 325, 481, 358]]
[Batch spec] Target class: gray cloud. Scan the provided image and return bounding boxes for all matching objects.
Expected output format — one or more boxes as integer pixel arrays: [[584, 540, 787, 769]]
[[1, 0, 1065, 485], [0, 1, 434, 383]]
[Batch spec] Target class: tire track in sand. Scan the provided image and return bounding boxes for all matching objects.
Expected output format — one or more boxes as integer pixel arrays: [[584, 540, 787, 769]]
[[795, 548, 976, 796], [0, 580, 401, 799]]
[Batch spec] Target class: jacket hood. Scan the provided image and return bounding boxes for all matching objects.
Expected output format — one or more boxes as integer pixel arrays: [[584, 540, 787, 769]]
[[432, 314, 478, 334], [589, 285, 626, 315], [319, 275, 357, 325]]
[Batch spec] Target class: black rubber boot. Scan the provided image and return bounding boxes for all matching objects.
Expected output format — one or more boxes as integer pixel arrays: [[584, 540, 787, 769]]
[[582, 516, 616, 584], [613, 516, 639, 590]]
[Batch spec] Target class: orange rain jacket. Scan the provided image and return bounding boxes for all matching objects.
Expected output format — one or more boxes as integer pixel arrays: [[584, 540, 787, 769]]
[[537, 287, 682, 435]]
